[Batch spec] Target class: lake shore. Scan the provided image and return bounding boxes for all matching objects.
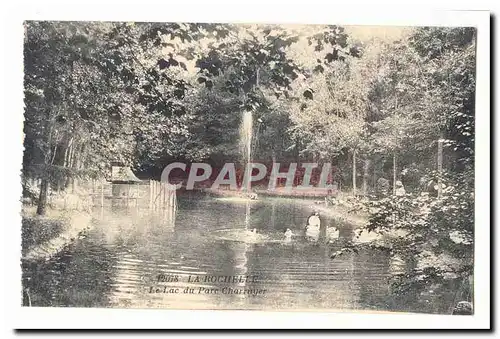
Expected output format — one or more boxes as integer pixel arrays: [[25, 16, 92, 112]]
[[203, 187, 369, 227], [21, 207, 93, 262]]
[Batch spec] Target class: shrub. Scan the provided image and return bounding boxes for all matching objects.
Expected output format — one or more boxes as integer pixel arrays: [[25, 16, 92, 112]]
[[355, 170, 474, 302]]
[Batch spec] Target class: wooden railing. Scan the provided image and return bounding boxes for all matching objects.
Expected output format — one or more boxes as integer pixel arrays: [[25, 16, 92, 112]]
[[89, 180, 177, 211]]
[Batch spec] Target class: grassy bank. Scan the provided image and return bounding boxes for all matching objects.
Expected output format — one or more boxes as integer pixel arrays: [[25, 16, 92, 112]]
[[21, 207, 93, 261]]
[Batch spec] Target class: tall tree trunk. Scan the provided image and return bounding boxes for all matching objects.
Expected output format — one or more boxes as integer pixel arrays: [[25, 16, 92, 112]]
[[61, 137, 72, 190], [437, 139, 443, 198], [50, 145, 58, 165], [63, 137, 73, 167], [330, 156, 335, 192], [352, 149, 357, 196], [295, 137, 300, 164], [362, 159, 370, 195], [71, 143, 80, 193], [36, 176, 49, 215], [36, 110, 54, 215], [65, 141, 74, 189], [75, 143, 85, 190], [393, 153, 397, 195]]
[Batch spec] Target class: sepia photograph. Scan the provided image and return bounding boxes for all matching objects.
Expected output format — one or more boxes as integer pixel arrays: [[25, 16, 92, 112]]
[[7, 4, 490, 330]]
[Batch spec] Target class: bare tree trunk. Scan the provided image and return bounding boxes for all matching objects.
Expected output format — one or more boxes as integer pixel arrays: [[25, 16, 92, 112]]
[[70, 142, 78, 193], [63, 137, 73, 167], [36, 176, 49, 215], [73, 142, 85, 192], [330, 157, 335, 191], [393, 153, 397, 195], [437, 139, 443, 198], [36, 111, 54, 216], [295, 137, 300, 165], [101, 181, 104, 218], [362, 159, 370, 195], [64, 140, 74, 189], [352, 149, 357, 196], [50, 144, 58, 165]]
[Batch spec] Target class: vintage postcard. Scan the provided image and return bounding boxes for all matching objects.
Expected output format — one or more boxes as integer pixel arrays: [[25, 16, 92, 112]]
[[7, 4, 490, 330]]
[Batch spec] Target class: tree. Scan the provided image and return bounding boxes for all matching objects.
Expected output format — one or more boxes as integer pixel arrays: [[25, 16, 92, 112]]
[[23, 22, 116, 214], [335, 27, 476, 312], [179, 24, 307, 166], [23, 21, 206, 213], [285, 25, 366, 192]]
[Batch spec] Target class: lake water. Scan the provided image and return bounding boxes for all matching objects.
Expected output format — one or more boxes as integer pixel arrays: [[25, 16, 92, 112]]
[[22, 194, 451, 313]]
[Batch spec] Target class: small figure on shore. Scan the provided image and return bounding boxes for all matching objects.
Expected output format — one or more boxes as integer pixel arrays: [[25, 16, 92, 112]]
[[305, 211, 321, 242], [377, 177, 390, 196], [283, 228, 294, 242], [395, 180, 406, 196], [325, 195, 338, 206], [245, 228, 258, 241]]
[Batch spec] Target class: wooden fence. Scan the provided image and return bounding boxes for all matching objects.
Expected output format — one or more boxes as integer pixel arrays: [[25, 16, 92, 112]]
[[148, 180, 177, 212], [90, 180, 177, 212]]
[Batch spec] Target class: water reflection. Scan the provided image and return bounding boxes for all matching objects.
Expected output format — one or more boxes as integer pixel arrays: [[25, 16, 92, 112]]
[[22, 195, 452, 313]]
